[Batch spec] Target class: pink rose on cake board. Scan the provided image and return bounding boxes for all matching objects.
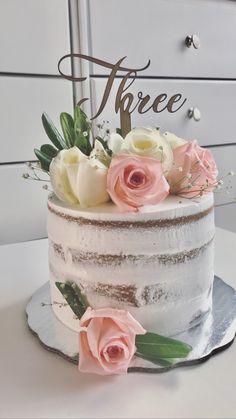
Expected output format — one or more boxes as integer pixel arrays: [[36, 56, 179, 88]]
[[79, 307, 146, 375], [168, 140, 218, 198], [107, 154, 170, 211]]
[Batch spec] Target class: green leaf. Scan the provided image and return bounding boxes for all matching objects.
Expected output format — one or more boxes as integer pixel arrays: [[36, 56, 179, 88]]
[[60, 112, 76, 147], [34, 148, 52, 172], [116, 127, 122, 136], [55, 282, 89, 319], [42, 112, 68, 150], [40, 144, 58, 158], [135, 332, 192, 360], [74, 133, 90, 155], [74, 106, 92, 155], [135, 352, 176, 367], [74, 106, 90, 135]]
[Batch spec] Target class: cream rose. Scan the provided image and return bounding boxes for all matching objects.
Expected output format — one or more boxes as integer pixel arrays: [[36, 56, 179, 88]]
[[49, 146, 110, 207], [162, 131, 187, 150], [121, 127, 173, 174]]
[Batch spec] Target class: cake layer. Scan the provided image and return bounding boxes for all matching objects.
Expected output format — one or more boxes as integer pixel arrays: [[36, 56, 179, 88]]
[[48, 194, 214, 255], [48, 193, 215, 336]]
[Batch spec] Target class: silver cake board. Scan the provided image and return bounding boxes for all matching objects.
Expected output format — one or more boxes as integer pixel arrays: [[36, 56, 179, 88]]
[[26, 276, 236, 373]]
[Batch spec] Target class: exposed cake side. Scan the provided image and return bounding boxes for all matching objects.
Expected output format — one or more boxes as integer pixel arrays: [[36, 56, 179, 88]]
[[48, 193, 215, 336]]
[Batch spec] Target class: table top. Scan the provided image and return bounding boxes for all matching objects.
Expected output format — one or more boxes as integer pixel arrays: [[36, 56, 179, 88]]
[[0, 228, 236, 419]]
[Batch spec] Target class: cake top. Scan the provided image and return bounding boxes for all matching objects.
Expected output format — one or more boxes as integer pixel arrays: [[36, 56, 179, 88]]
[[31, 106, 220, 213], [48, 191, 214, 222]]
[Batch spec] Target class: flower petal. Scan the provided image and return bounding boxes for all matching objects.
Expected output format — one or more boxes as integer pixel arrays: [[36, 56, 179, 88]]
[[76, 160, 110, 207], [108, 133, 124, 154]]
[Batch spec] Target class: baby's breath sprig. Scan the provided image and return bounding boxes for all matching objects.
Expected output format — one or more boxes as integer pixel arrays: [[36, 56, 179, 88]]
[[175, 170, 235, 200], [22, 162, 50, 182], [22, 162, 53, 192], [96, 120, 111, 142], [41, 301, 68, 308]]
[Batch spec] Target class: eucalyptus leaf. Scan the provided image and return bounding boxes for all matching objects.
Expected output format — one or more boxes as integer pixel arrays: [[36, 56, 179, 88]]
[[55, 282, 89, 319], [135, 352, 176, 367], [34, 148, 51, 172], [42, 112, 68, 150], [60, 112, 75, 147], [40, 144, 58, 158], [135, 332, 192, 359], [74, 133, 91, 155], [74, 106, 90, 135], [74, 106, 92, 155]]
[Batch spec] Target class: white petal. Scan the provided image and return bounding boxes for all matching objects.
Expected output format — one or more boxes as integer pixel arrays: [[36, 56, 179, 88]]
[[108, 133, 124, 154], [49, 147, 87, 204], [152, 131, 174, 174], [121, 127, 173, 174], [90, 139, 111, 167], [65, 163, 80, 198], [125, 127, 153, 137], [49, 156, 78, 204], [62, 146, 87, 163], [76, 160, 110, 207], [163, 131, 187, 150]]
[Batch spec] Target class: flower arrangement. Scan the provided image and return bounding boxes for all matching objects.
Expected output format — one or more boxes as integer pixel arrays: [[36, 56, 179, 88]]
[[56, 281, 191, 375], [27, 105, 230, 212]]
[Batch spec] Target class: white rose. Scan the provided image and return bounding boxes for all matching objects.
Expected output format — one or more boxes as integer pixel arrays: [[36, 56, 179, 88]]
[[49, 146, 110, 207], [121, 127, 173, 174], [163, 131, 187, 150]]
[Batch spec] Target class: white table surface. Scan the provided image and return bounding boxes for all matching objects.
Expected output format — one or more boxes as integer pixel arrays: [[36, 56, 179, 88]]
[[0, 228, 236, 419]]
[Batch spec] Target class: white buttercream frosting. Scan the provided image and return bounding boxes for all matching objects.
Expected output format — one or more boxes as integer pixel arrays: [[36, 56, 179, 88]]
[[48, 193, 215, 336]]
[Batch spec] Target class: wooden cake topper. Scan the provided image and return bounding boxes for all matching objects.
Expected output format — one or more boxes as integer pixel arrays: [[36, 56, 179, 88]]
[[58, 54, 187, 137]]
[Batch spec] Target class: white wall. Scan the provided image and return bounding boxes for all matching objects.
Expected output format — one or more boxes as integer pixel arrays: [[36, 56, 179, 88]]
[[84, 0, 236, 232], [0, 0, 74, 245]]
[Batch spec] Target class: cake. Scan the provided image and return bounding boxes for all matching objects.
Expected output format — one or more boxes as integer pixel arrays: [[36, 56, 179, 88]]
[[31, 106, 220, 374], [48, 192, 214, 337]]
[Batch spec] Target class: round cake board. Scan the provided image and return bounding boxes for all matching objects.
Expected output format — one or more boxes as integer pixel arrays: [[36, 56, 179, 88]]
[[26, 276, 236, 373]]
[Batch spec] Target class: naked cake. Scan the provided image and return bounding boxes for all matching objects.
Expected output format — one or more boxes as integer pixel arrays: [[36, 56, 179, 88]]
[[32, 109, 219, 374], [48, 192, 214, 337]]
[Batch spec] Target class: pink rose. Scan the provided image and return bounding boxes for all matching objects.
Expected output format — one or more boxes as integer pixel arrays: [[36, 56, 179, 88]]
[[107, 154, 170, 211], [168, 140, 218, 198], [78, 307, 146, 375]]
